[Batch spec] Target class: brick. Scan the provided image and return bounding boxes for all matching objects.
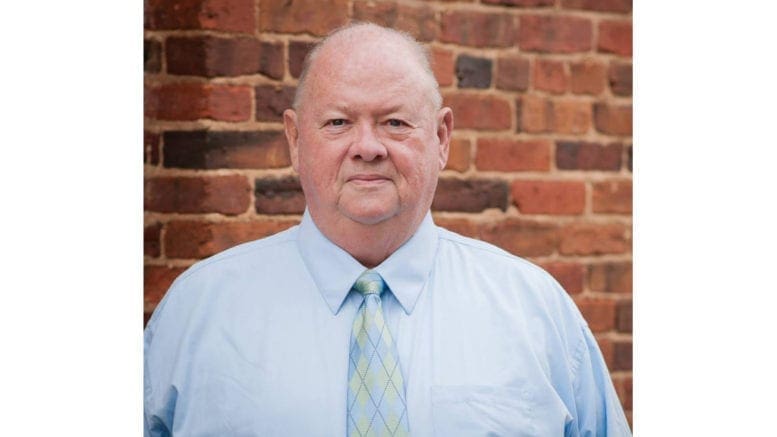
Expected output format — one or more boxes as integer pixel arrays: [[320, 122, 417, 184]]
[[145, 222, 162, 258], [627, 144, 632, 172], [166, 36, 283, 79], [145, 131, 160, 165], [145, 175, 251, 215], [440, 11, 516, 48], [519, 15, 592, 53], [482, 0, 553, 6], [432, 178, 508, 212], [145, 0, 254, 33], [609, 62, 632, 96], [259, 0, 349, 36], [518, 96, 591, 134], [432, 47, 455, 87], [254, 176, 306, 214], [556, 141, 622, 171], [617, 299, 632, 333], [560, 222, 630, 255], [589, 261, 632, 293], [144, 39, 161, 73], [475, 138, 551, 172], [163, 130, 291, 169], [597, 335, 613, 368], [456, 55, 492, 89], [144, 265, 187, 312], [480, 218, 557, 257], [574, 297, 616, 332], [593, 179, 632, 213], [612, 340, 632, 371], [433, 216, 479, 239], [594, 103, 632, 135], [289, 41, 316, 79], [570, 60, 607, 95], [539, 262, 584, 294], [533, 59, 567, 94], [444, 93, 512, 130], [598, 20, 632, 56], [353, 1, 437, 42], [144, 83, 251, 122], [496, 56, 530, 91], [165, 219, 299, 258], [445, 137, 471, 172], [511, 180, 585, 215], [562, 0, 631, 12], [255, 85, 296, 122], [614, 376, 633, 410]]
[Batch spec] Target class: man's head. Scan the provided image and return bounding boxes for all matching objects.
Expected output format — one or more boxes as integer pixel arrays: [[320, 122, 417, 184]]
[[283, 22, 453, 264]]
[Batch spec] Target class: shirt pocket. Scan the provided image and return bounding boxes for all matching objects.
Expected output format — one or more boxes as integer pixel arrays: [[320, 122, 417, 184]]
[[430, 385, 539, 437]]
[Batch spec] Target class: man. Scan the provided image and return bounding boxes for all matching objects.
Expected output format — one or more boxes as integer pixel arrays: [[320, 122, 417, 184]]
[[144, 23, 631, 436]]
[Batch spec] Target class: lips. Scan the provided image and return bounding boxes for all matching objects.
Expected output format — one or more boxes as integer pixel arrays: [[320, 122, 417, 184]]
[[346, 174, 391, 186]]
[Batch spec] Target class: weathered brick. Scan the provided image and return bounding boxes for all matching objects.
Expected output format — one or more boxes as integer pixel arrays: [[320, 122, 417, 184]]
[[562, 0, 631, 12], [597, 336, 614, 368], [144, 265, 187, 312], [482, 0, 553, 6], [145, 175, 251, 215], [255, 85, 296, 122], [165, 219, 299, 258], [144, 39, 161, 73], [144, 83, 251, 122], [145, 0, 255, 33], [612, 340, 632, 371], [496, 56, 530, 91], [145, 131, 160, 165], [570, 60, 607, 95], [440, 11, 516, 48], [163, 130, 291, 169], [556, 141, 622, 171], [445, 137, 471, 172], [432, 178, 508, 212], [613, 375, 633, 410], [254, 176, 306, 214], [166, 36, 283, 79], [533, 59, 567, 94], [575, 297, 617, 332], [519, 15, 592, 53], [609, 62, 632, 96], [145, 222, 162, 258], [259, 0, 349, 36], [518, 96, 591, 134], [456, 54, 492, 89], [539, 262, 585, 294], [560, 222, 630, 255], [598, 20, 632, 56], [480, 218, 557, 257], [433, 216, 479, 239], [432, 47, 455, 87], [593, 179, 632, 213], [594, 103, 632, 136], [288, 41, 316, 79], [626, 144, 632, 172], [617, 299, 632, 333], [444, 93, 512, 130], [589, 261, 632, 293], [475, 138, 551, 172], [353, 1, 437, 42], [511, 180, 585, 215]]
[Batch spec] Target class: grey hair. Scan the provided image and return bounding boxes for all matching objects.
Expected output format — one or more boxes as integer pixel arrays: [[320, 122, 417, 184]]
[[292, 22, 442, 111]]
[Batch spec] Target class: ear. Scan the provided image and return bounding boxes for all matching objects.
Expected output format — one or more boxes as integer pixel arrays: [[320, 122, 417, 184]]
[[435, 107, 454, 170], [283, 109, 300, 172]]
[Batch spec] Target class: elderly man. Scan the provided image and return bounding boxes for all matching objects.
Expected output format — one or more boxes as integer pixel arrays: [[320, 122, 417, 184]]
[[144, 23, 631, 436]]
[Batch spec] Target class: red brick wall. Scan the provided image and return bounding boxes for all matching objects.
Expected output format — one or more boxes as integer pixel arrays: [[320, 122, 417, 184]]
[[144, 0, 632, 421]]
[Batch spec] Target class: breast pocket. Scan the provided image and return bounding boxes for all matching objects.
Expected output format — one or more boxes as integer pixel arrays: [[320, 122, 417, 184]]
[[431, 385, 559, 437]]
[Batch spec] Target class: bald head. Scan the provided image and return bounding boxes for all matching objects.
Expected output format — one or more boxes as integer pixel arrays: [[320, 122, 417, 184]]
[[292, 22, 442, 112]]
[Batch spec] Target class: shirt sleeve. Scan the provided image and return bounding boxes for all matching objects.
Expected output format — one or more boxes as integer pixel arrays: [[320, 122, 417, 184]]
[[566, 323, 632, 437]]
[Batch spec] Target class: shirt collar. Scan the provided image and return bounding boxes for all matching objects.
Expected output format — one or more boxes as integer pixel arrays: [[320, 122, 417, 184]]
[[297, 209, 439, 316]]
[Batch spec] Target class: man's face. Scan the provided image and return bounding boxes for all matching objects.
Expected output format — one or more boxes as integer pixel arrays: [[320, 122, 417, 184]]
[[285, 39, 451, 231]]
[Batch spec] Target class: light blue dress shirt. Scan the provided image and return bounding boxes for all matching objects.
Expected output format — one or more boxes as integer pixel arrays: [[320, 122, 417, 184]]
[[144, 210, 631, 436]]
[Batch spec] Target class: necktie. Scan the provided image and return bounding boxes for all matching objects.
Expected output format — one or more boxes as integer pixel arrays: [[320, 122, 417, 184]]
[[347, 270, 410, 436]]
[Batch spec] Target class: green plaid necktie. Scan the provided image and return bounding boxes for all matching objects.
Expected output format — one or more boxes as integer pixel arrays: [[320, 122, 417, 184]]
[[347, 270, 410, 436]]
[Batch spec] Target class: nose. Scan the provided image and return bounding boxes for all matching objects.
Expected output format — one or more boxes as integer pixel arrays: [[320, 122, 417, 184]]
[[349, 122, 387, 162]]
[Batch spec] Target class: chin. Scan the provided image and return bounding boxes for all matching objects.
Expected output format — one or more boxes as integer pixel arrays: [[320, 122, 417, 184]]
[[340, 203, 398, 226]]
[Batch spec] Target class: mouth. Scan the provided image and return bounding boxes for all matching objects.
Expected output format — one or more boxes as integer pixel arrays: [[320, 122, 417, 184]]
[[346, 174, 391, 186]]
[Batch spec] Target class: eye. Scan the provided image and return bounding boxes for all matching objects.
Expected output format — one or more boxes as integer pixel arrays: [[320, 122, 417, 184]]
[[387, 119, 406, 127], [328, 119, 347, 126]]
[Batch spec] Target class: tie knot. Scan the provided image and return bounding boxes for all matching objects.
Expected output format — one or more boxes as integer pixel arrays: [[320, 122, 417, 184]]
[[353, 270, 385, 296]]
